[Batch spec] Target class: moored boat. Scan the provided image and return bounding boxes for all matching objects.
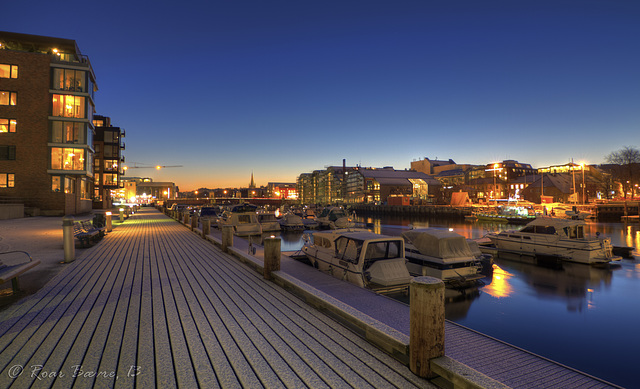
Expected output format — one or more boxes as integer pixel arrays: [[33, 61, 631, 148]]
[[315, 207, 355, 229], [257, 211, 281, 232], [278, 212, 306, 231], [302, 229, 412, 292], [218, 203, 262, 236], [402, 228, 485, 288], [486, 217, 621, 265]]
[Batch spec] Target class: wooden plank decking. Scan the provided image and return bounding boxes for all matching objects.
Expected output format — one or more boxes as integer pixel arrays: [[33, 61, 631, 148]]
[[0, 209, 432, 388]]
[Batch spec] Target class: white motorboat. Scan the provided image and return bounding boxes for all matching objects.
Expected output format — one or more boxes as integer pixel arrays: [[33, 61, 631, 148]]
[[218, 203, 262, 236], [487, 217, 621, 265], [302, 229, 412, 291], [315, 207, 355, 229], [402, 228, 485, 288], [257, 211, 281, 232]]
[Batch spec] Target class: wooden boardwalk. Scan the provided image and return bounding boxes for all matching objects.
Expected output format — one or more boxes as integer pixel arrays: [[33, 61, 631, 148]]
[[0, 209, 432, 388]]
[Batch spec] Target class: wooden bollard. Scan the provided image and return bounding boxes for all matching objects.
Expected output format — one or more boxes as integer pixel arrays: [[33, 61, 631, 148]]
[[410, 276, 445, 378], [202, 219, 210, 238], [183, 212, 189, 225], [222, 225, 234, 253], [263, 237, 281, 280], [191, 214, 198, 231]]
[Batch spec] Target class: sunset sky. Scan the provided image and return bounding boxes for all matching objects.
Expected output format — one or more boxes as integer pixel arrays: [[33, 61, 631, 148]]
[[4, 0, 639, 190]]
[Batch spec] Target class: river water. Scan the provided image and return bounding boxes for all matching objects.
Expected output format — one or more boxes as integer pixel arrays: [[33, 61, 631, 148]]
[[276, 215, 639, 388]]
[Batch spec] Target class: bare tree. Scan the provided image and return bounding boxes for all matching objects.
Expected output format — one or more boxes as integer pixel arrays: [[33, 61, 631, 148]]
[[605, 146, 640, 198]]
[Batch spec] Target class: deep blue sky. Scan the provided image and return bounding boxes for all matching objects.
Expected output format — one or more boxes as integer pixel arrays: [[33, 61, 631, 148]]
[[5, 1, 639, 189]]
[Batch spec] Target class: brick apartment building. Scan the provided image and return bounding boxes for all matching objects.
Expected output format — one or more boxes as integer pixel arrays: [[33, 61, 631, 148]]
[[92, 115, 125, 209], [0, 31, 97, 215]]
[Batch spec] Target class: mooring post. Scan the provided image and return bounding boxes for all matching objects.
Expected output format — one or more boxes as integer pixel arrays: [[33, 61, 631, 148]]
[[62, 216, 75, 263], [202, 219, 210, 238], [263, 237, 281, 280], [222, 225, 234, 253], [119, 208, 124, 222], [105, 211, 112, 232], [191, 213, 198, 231], [410, 276, 445, 378], [183, 212, 189, 225]]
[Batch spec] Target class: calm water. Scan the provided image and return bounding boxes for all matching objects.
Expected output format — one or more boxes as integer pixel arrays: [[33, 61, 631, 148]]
[[275, 215, 640, 388]]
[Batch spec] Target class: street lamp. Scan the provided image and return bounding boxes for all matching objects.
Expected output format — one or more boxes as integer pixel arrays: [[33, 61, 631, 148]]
[[580, 163, 585, 205]]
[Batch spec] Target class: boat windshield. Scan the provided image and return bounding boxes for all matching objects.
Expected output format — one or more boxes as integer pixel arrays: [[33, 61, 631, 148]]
[[335, 237, 362, 264], [237, 215, 254, 224], [520, 225, 556, 234], [564, 225, 585, 239], [334, 237, 402, 265], [364, 241, 402, 262]]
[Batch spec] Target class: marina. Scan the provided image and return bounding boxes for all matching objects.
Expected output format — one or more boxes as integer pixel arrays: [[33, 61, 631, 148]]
[[275, 212, 639, 388]]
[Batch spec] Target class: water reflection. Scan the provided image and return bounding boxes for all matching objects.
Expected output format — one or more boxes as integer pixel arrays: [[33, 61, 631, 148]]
[[481, 264, 514, 299], [493, 256, 614, 312]]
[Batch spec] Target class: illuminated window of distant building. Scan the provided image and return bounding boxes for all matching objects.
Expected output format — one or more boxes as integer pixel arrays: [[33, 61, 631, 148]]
[[51, 147, 85, 170], [0, 118, 16, 133], [0, 91, 17, 105], [51, 121, 85, 143], [0, 146, 16, 160], [52, 176, 61, 192], [52, 68, 86, 92], [52, 94, 85, 118], [0, 173, 15, 188], [0, 65, 18, 79]]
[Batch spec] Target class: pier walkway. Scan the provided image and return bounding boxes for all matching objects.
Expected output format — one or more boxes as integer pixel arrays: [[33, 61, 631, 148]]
[[0, 209, 430, 388], [0, 208, 623, 388]]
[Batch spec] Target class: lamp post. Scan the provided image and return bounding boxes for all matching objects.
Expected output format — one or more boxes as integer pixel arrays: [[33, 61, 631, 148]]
[[580, 163, 585, 205]]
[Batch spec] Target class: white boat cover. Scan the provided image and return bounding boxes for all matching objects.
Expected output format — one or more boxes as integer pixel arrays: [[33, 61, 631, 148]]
[[402, 228, 474, 259]]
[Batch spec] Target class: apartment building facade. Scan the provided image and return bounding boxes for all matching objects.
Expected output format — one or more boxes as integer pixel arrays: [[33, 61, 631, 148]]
[[92, 115, 125, 209], [0, 31, 97, 215]]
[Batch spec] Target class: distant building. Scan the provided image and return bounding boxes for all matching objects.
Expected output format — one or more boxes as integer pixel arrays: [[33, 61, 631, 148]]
[[297, 164, 356, 205], [411, 157, 456, 175], [122, 177, 177, 203], [345, 167, 441, 204], [267, 182, 298, 200], [0, 31, 98, 215]]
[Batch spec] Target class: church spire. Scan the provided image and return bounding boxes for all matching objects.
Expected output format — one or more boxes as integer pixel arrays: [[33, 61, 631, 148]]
[[249, 171, 255, 189]]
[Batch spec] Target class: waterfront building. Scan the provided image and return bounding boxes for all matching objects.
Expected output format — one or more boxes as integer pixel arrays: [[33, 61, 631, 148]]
[[0, 31, 98, 216], [122, 177, 177, 204], [344, 167, 441, 204], [267, 182, 297, 200], [92, 115, 125, 209], [296, 164, 357, 205], [297, 173, 316, 204], [410, 157, 456, 175]]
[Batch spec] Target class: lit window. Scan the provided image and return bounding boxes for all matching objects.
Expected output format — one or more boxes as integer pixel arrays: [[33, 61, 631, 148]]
[[51, 121, 84, 143], [52, 68, 85, 92], [0, 173, 15, 188], [0, 119, 16, 133], [64, 177, 75, 194], [52, 176, 61, 192], [0, 64, 18, 78], [51, 147, 85, 170], [52, 94, 85, 118], [0, 91, 17, 105]]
